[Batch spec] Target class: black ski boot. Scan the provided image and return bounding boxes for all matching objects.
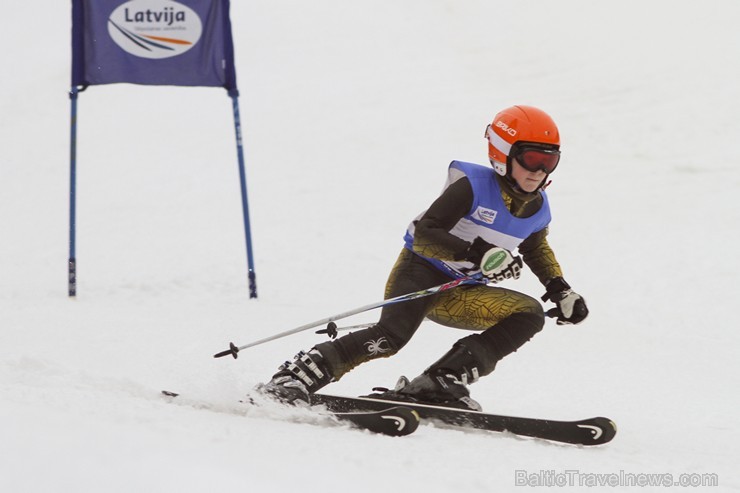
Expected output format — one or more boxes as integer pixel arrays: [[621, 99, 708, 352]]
[[366, 343, 486, 411], [256, 349, 333, 405]]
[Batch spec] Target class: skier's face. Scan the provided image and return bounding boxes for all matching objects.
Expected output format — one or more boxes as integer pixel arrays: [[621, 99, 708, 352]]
[[510, 160, 547, 192]]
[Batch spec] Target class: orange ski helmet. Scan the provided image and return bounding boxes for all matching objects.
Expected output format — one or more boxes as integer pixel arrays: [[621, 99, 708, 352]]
[[485, 105, 560, 177]]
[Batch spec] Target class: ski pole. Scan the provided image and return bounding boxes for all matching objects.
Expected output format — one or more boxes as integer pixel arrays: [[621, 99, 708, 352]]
[[213, 273, 487, 359]]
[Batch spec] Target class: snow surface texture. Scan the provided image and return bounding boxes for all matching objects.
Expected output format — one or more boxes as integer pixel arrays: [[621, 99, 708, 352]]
[[1, 1, 739, 492]]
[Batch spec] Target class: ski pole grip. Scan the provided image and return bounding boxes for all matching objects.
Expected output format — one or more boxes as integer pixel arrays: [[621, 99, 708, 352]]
[[214, 342, 240, 359]]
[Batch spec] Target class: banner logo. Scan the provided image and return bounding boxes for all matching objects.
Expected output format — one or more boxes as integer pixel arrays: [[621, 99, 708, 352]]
[[108, 1, 202, 59]]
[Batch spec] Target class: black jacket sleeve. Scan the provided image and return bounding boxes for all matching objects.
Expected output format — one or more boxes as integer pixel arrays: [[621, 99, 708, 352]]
[[411, 177, 474, 261]]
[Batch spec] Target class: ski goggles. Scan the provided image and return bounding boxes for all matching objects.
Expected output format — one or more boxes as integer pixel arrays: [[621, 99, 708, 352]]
[[511, 144, 561, 174]]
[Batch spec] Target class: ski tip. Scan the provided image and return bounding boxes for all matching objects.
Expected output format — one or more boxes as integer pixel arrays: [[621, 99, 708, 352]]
[[379, 407, 421, 437], [338, 406, 421, 437], [577, 417, 617, 445], [161, 390, 179, 397]]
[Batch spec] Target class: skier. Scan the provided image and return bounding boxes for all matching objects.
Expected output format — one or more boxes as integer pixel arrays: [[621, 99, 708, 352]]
[[259, 105, 589, 411]]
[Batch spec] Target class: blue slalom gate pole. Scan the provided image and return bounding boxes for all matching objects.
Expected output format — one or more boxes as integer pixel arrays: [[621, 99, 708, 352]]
[[230, 91, 257, 298], [68, 86, 81, 297]]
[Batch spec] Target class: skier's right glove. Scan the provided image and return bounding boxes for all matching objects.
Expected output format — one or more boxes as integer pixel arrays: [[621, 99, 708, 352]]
[[479, 246, 523, 283], [463, 237, 522, 283]]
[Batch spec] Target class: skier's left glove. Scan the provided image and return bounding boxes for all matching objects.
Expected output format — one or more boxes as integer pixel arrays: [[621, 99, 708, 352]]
[[541, 277, 589, 325]]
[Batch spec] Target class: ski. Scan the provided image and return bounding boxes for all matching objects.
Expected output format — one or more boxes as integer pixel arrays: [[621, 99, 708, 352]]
[[311, 393, 616, 446], [160, 390, 419, 437]]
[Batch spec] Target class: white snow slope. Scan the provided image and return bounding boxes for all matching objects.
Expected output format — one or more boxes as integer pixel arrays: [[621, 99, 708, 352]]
[[2, 1, 739, 492]]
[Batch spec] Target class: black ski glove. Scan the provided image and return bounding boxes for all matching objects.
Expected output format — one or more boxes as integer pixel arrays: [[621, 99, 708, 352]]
[[462, 237, 495, 265], [541, 277, 589, 325]]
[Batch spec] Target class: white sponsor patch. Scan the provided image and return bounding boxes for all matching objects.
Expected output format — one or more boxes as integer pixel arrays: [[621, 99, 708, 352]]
[[475, 206, 498, 224]]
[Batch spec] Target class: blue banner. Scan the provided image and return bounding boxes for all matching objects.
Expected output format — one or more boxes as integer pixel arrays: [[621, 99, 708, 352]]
[[71, 0, 237, 93]]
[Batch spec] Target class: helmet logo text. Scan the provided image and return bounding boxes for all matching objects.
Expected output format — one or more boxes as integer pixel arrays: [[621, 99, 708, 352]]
[[495, 120, 517, 136]]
